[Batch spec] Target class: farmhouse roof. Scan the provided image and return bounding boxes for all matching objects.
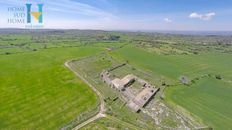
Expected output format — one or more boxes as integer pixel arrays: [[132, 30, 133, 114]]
[[121, 74, 136, 85]]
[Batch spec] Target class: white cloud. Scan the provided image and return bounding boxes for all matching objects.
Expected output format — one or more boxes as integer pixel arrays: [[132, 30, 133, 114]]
[[164, 18, 172, 23], [189, 12, 215, 20]]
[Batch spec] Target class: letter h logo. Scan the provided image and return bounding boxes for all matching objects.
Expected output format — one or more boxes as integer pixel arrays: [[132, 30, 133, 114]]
[[26, 4, 43, 23]]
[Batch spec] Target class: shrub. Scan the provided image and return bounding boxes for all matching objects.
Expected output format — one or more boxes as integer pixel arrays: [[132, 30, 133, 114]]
[[5, 52, 11, 55], [215, 75, 222, 80]]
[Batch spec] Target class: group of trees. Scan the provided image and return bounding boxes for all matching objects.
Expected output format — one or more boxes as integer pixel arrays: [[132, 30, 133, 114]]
[[96, 35, 120, 41]]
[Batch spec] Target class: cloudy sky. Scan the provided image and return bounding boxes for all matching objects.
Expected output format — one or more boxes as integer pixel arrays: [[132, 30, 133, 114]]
[[0, 0, 232, 31]]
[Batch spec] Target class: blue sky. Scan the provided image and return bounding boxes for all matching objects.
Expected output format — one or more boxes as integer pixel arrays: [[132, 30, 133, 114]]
[[0, 0, 232, 31]]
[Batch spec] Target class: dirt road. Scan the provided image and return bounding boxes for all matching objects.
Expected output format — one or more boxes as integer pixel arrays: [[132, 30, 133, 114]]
[[65, 61, 106, 130]]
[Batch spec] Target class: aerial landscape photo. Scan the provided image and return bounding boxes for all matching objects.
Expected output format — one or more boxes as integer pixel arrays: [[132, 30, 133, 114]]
[[0, 0, 232, 130]]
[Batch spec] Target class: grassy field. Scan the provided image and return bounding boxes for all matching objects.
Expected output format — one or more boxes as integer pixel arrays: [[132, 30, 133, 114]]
[[110, 45, 232, 130], [111, 46, 232, 81], [81, 117, 140, 130], [0, 46, 102, 129], [166, 78, 232, 130], [81, 117, 141, 130]]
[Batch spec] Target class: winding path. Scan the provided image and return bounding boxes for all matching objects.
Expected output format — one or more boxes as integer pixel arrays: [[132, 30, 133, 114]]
[[65, 61, 106, 130]]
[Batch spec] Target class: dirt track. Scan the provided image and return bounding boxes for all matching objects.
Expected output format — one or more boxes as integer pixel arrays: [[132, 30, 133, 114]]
[[65, 61, 106, 130]]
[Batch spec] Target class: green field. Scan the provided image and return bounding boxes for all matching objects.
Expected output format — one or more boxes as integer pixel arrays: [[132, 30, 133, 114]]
[[0, 47, 102, 129], [111, 46, 232, 81], [110, 45, 232, 130], [81, 117, 140, 130], [166, 78, 232, 130]]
